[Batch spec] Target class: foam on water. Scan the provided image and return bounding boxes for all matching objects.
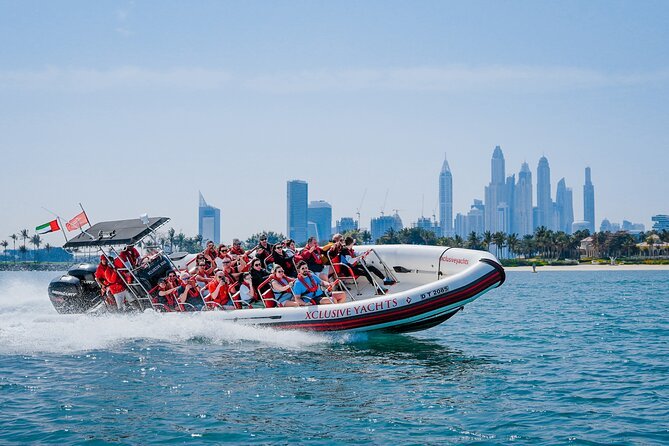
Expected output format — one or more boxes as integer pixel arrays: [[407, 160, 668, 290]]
[[0, 272, 353, 354]]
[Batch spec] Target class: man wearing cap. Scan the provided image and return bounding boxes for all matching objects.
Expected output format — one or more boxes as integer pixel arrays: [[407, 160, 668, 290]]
[[95, 254, 113, 307], [176, 273, 204, 311]]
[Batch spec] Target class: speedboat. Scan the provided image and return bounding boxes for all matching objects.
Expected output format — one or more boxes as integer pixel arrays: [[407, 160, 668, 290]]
[[48, 217, 505, 333]]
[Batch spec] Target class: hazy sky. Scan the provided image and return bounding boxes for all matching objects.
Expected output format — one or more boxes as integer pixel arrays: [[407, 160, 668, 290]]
[[1, 1, 667, 245]]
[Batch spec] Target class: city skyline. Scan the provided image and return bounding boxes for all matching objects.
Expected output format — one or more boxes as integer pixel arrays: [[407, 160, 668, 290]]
[[1, 2, 667, 243]]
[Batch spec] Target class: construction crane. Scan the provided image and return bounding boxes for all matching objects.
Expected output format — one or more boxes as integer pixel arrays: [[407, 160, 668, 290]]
[[380, 189, 389, 216], [355, 188, 367, 229]]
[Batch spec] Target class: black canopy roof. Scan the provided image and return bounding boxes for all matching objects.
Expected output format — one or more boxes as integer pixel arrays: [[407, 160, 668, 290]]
[[63, 217, 170, 248]]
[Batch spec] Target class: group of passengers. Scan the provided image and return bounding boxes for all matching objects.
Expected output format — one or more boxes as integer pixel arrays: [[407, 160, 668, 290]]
[[96, 233, 395, 312]]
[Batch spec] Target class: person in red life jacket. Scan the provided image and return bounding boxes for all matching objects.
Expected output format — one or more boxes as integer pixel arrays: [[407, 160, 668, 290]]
[[270, 265, 301, 307], [176, 273, 204, 311], [155, 278, 180, 311], [194, 253, 214, 274], [94, 254, 115, 307], [224, 253, 246, 283], [105, 261, 138, 311], [215, 244, 230, 269], [321, 233, 344, 263], [206, 271, 233, 309], [267, 244, 296, 278], [194, 263, 214, 287], [119, 244, 141, 269], [300, 236, 326, 277], [341, 236, 393, 294], [202, 240, 218, 265], [237, 272, 258, 307], [291, 261, 334, 305], [166, 271, 180, 290], [254, 235, 272, 266], [230, 239, 245, 256]]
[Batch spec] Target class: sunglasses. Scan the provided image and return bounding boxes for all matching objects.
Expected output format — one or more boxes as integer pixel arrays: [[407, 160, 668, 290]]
[[254, 263, 261, 267], [276, 269, 284, 273]]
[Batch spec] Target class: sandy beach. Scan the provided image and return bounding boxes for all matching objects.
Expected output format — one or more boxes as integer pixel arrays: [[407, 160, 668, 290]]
[[508, 264, 669, 272]]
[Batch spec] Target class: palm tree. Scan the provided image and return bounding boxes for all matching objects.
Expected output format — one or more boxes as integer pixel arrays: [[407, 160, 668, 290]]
[[506, 233, 519, 258], [9, 233, 17, 253], [45, 243, 52, 260], [18, 245, 27, 261], [0, 240, 7, 257], [20, 229, 29, 251], [466, 232, 481, 250], [492, 232, 506, 258], [453, 234, 464, 248], [482, 231, 493, 253], [30, 234, 42, 261]]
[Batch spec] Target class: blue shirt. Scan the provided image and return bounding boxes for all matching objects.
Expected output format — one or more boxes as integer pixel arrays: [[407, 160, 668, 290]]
[[291, 273, 324, 297]]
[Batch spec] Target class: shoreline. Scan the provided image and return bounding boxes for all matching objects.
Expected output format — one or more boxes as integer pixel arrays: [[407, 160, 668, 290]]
[[507, 264, 669, 272]]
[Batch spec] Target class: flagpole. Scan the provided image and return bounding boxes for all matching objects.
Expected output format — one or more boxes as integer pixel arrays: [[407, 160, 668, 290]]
[[79, 203, 92, 228], [41, 206, 69, 244]]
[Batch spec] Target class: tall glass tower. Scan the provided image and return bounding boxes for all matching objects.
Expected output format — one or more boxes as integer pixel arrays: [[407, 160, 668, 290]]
[[198, 191, 220, 244], [556, 178, 574, 234], [583, 167, 595, 233], [308, 200, 332, 243], [513, 162, 533, 236], [484, 145, 506, 233], [536, 156, 552, 230], [287, 180, 308, 244], [439, 154, 453, 237]]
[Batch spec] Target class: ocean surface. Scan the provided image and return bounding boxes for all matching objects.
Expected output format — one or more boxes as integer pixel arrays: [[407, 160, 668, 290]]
[[0, 270, 668, 445]]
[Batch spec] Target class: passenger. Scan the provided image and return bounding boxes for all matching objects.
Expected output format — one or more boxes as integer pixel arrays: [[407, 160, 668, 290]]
[[228, 253, 247, 281], [238, 272, 257, 307], [254, 235, 272, 266], [195, 253, 214, 273], [202, 240, 218, 265], [230, 238, 245, 256], [105, 261, 138, 311], [249, 258, 270, 290], [194, 263, 214, 287], [215, 244, 230, 269], [176, 273, 204, 311], [119, 244, 141, 269], [300, 236, 325, 277], [341, 236, 392, 293], [166, 271, 180, 290], [267, 243, 296, 277], [94, 254, 114, 307], [155, 279, 179, 310], [206, 272, 233, 309], [284, 239, 297, 260], [322, 233, 344, 263], [270, 265, 302, 307], [291, 260, 334, 305]]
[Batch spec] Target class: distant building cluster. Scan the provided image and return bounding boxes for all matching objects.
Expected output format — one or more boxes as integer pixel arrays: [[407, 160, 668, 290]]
[[452, 146, 584, 237], [196, 148, 663, 245]]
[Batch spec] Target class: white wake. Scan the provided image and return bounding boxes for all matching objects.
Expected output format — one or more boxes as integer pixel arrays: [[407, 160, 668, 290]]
[[0, 272, 356, 354]]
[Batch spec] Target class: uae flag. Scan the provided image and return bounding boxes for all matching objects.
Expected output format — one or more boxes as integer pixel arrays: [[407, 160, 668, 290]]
[[65, 211, 90, 231], [36, 219, 61, 234]]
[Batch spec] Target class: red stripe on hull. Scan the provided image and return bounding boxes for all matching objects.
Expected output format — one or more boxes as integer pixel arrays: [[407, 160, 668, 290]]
[[266, 269, 502, 332]]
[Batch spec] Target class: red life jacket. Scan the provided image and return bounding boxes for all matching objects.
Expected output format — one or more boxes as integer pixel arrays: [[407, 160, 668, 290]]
[[297, 273, 319, 294], [105, 268, 126, 294]]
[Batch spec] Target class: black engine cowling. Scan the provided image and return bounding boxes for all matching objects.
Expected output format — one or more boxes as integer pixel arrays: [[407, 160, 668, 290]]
[[48, 263, 102, 314]]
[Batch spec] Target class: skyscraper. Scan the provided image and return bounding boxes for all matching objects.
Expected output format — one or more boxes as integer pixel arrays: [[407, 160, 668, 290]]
[[438, 154, 453, 237], [307, 200, 332, 243], [371, 213, 403, 242], [555, 178, 574, 233], [287, 180, 308, 244], [484, 146, 507, 233], [198, 191, 220, 244], [513, 162, 533, 236], [536, 156, 553, 230], [584, 167, 595, 234]]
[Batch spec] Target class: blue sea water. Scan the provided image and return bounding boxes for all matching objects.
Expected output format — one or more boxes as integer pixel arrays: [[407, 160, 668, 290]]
[[0, 270, 668, 445]]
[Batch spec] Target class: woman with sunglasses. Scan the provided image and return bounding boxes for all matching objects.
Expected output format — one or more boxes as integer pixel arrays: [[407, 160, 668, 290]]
[[267, 243, 296, 277], [250, 259, 270, 291], [270, 265, 301, 307]]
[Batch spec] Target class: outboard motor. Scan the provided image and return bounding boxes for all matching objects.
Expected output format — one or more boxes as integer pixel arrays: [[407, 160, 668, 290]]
[[48, 263, 102, 314]]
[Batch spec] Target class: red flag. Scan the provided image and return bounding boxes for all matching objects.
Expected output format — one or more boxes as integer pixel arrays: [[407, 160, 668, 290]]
[[65, 211, 89, 231]]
